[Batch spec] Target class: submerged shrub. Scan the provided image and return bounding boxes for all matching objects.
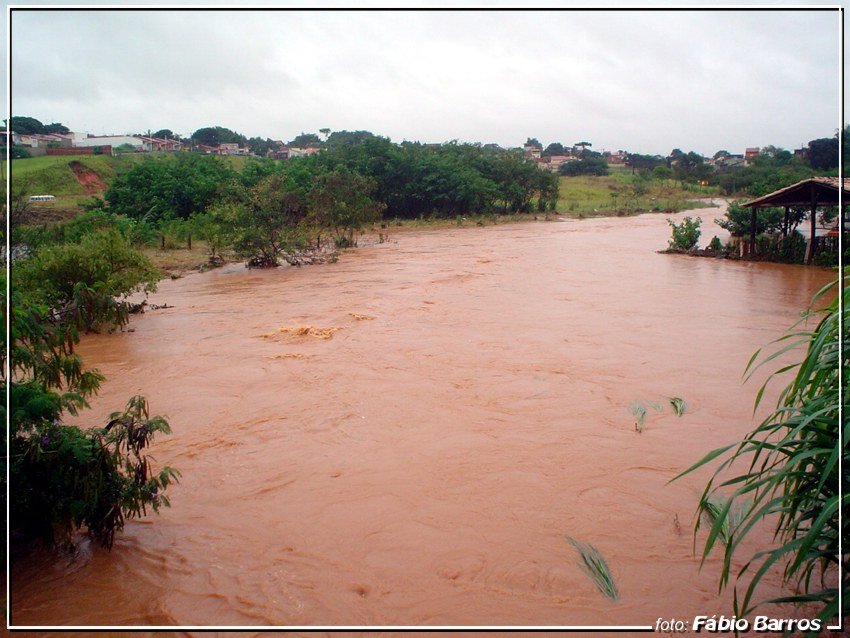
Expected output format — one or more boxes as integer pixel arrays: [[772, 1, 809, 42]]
[[7, 264, 177, 552], [11, 393, 178, 549], [667, 216, 701, 250]]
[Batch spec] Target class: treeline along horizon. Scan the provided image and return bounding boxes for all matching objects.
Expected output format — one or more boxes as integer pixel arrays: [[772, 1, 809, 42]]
[[103, 133, 559, 223]]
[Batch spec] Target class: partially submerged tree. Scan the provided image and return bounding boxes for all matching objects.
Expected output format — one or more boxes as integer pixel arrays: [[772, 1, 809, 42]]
[[307, 169, 384, 247]]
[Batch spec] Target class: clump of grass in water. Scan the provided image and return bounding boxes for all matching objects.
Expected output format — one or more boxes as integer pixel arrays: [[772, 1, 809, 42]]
[[629, 396, 686, 432], [564, 535, 618, 600], [629, 401, 647, 432], [668, 396, 687, 416]]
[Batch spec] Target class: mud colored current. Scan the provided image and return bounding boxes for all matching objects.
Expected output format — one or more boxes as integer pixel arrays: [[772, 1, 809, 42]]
[[11, 206, 837, 630]]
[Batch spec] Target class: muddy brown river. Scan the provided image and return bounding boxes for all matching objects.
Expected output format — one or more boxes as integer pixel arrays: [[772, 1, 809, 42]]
[[11, 206, 837, 632]]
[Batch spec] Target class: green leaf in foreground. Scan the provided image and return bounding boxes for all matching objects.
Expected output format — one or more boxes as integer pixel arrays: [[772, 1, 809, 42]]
[[676, 269, 847, 625], [564, 535, 619, 600]]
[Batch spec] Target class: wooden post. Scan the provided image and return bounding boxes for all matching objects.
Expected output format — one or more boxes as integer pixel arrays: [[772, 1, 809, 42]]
[[805, 188, 817, 264], [187, 233, 192, 250], [160, 234, 165, 250], [749, 206, 757, 256]]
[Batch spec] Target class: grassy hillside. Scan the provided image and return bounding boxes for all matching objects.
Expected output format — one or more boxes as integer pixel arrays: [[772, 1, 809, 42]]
[[7, 153, 149, 210], [7, 154, 720, 221], [557, 166, 719, 217], [7, 152, 254, 213]]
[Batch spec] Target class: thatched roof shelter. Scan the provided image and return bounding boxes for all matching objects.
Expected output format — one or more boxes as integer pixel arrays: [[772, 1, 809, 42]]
[[743, 177, 847, 263]]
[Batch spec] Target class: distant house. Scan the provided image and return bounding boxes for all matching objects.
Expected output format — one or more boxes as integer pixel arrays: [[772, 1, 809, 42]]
[[74, 134, 181, 153], [219, 142, 248, 156], [75, 135, 146, 151], [707, 153, 744, 168], [539, 154, 578, 173], [137, 135, 182, 152], [268, 144, 291, 159], [523, 144, 542, 160], [286, 146, 322, 158], [603, 150, 627, 166], [14, 132, 73, 148], [744, 147, 760, 165]]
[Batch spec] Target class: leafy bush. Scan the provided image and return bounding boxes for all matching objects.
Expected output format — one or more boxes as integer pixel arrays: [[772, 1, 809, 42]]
[[14, 229, 160, 331], [667, 216, 701, 250], [560, 156, 609, 177], [706, 236, 724, 252], [773, 231, 807, 264], [11, 145, 32, 159], [105, 154, 236, 221], [13, 208, 158, 250], [189, 209, 232, 262], [7, 277, 177, 551], [677, 271, 847, 625], [11, 393, 178, 549]]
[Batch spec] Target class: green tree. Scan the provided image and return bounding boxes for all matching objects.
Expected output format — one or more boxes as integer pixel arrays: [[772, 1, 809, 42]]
[[714, 200, 787, 237], [105, 154, 237, 221], [625, 153, 663, 175], [325, 130, 376, 149], [560, 155, 608, 177], [307, 170, 384, 246], [289, 132, 323, 148], [9, 116, 45, 134], [43, 122, 70, 135], [542, 142, 566, 157], [247, 136, 274, 157], [189, 208, 233, 263], [574, 141, 592, 156], [191, 126, 247, 148], [152, 129, 175, 139], [652, 165, 672, 181], [228, 202, 302, 266], [807, 135, 839, 170]]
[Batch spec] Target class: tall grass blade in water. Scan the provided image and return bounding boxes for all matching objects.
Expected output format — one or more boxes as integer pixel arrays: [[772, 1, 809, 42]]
[[674, 269, 847, 626], [564, 535, 618, 600]]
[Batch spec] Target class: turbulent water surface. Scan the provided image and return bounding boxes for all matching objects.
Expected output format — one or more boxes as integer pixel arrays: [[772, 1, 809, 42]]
[[11, 206, 836, 632]]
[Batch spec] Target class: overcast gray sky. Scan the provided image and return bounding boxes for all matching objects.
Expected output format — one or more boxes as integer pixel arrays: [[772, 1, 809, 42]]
[[7, 4, 844, 156]]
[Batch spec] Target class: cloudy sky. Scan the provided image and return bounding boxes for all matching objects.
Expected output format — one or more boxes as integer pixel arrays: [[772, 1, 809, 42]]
[[7, 3, 844, 156]]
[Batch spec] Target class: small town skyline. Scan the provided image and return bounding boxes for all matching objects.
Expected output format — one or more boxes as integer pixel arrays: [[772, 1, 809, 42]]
[[8, 116, 821, 163]]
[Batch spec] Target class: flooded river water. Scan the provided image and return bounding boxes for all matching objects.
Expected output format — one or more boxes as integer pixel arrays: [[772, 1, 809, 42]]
[[11, 206, 837, 632]]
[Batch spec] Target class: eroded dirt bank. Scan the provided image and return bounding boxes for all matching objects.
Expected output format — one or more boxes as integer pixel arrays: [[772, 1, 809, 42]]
[[11, 208, 836, 630]]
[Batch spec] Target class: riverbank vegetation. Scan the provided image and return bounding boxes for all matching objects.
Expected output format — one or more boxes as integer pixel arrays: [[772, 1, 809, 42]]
[[4, 170, 178, 555], [677, 271, 847, 627], [9, 136, 732, 275]]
